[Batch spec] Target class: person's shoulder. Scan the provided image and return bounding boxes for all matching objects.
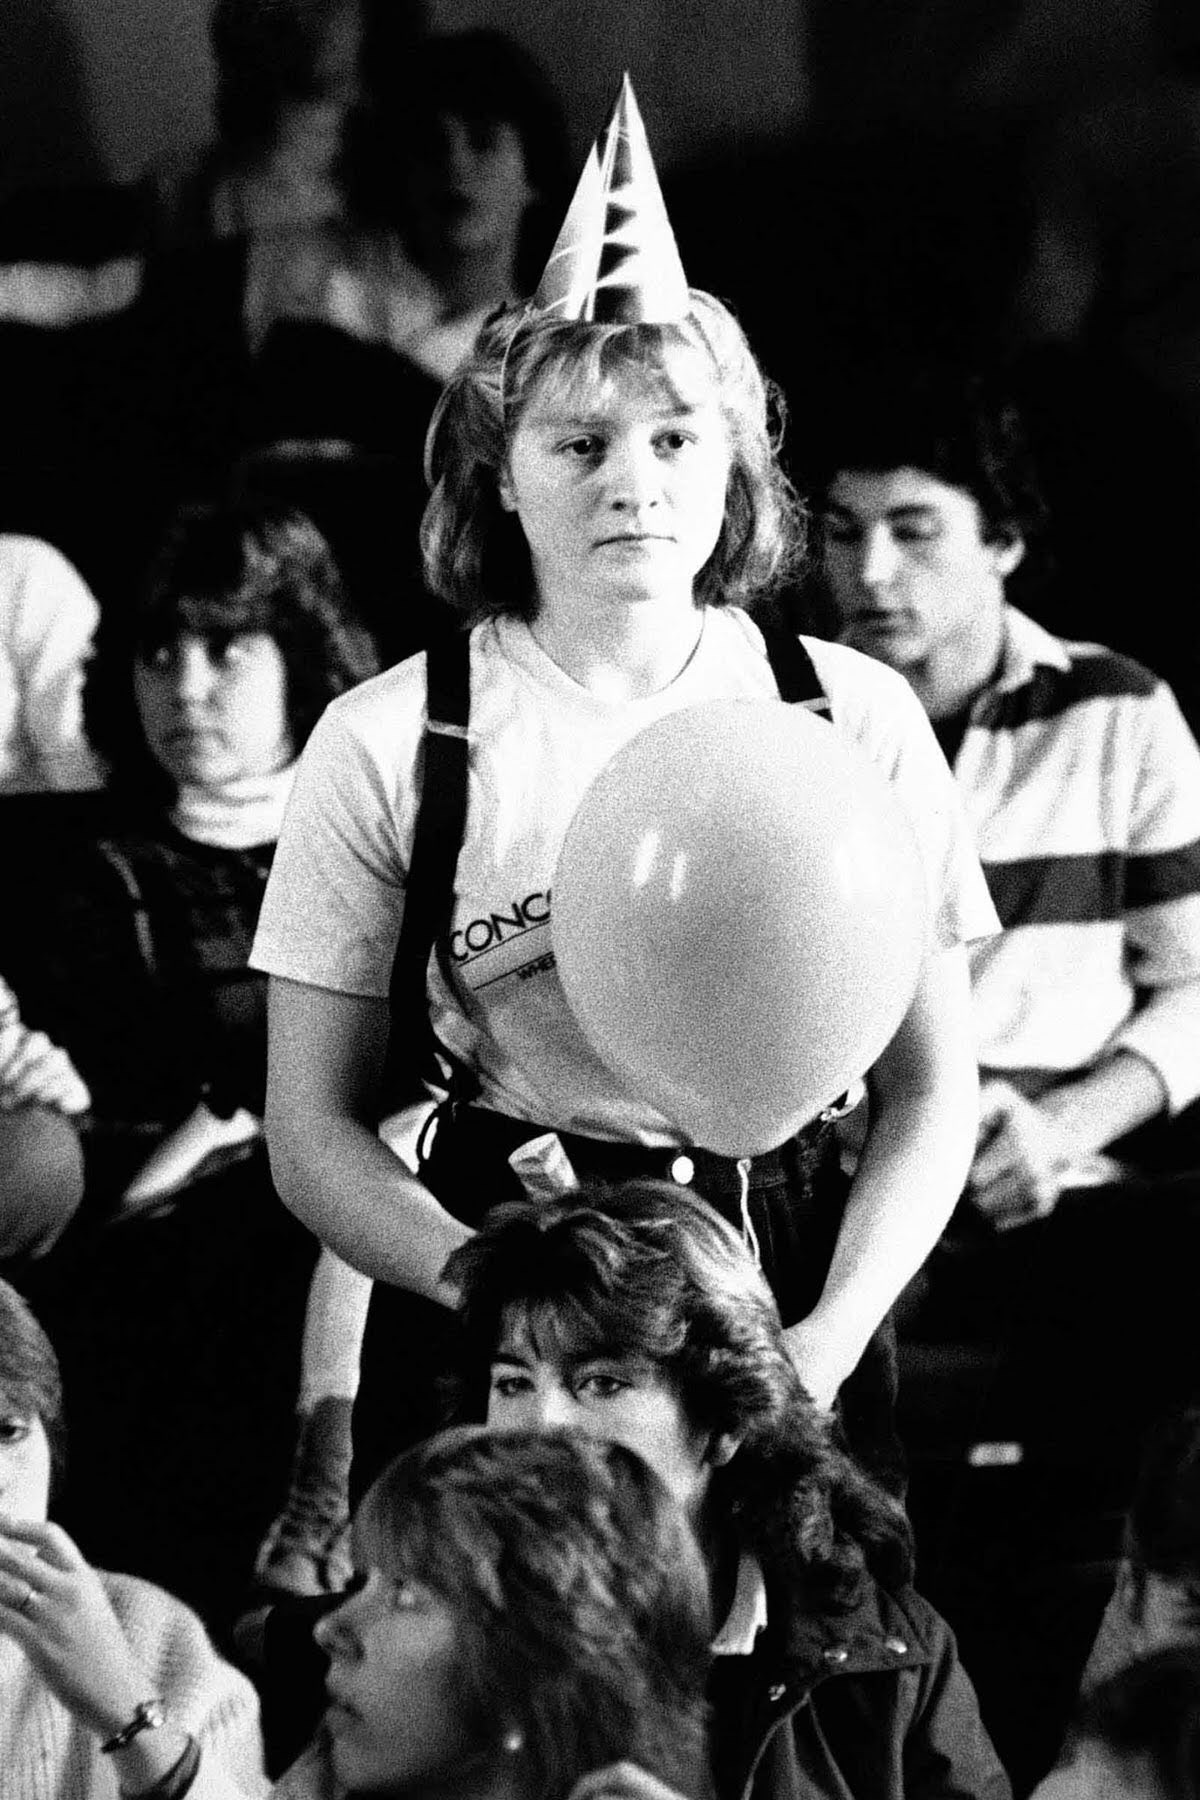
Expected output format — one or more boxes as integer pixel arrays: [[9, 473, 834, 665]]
[[879, 1582, 961, 1662], [800, 634, 923, 707], [798, 636, 941, 757], [714, 612, 918, 703], [321, 630, 500, 733], [0, 534, 94, 599], [1040, 635, 1163, 706], [315, 645, 435, 743]]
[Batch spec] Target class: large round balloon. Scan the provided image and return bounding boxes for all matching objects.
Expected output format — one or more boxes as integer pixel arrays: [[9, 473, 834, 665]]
[[552, 699, 928, 1155]]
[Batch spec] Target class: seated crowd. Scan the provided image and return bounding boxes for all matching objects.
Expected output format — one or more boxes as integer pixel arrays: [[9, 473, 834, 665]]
[[3, 8, 1200, 1800]]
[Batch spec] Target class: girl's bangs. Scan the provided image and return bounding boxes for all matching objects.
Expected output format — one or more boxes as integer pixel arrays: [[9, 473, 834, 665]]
[[515, 319, 717, 424], [136, 588, 275, 656]]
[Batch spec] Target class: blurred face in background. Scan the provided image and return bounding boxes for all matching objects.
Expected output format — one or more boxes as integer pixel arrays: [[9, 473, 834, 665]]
[[134, 630, 294, 790], [405, 110, 536, 266]]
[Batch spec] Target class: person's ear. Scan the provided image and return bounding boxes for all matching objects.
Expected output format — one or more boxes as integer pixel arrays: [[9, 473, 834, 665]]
[[989, 527, 1025, 580]]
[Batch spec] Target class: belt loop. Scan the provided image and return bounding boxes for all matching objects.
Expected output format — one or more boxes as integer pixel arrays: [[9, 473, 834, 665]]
[[416, 1098, 447, 1167], [736, 1157, 761, 1268]]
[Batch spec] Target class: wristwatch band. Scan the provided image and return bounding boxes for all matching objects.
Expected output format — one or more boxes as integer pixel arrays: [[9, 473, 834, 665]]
[[100, 1697, 167, 1754]]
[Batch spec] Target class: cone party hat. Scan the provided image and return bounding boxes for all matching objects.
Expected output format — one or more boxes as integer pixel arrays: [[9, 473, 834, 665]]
[[531, 73, 690, 324]]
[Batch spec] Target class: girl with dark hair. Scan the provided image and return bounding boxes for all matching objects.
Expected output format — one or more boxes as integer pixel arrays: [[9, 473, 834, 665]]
[[273, 1426, 713, 1800], [444, 1181, 1011, 1800], [0, 1275, 267, 1797], [8, 497, 378, 1219]]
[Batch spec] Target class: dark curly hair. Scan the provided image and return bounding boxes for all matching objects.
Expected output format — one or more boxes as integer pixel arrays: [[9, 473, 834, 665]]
[[805, 363, 1048, 553], [443, 1181, 912, 1611], [337, 1426, 714, 1800], [83, 499, 380, 803]]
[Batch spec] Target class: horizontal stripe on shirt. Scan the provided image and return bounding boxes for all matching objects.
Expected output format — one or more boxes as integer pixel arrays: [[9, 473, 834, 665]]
[[984, 843, 1200, 927], [953, 606, 1200, 1110], [982, 645, 1158, 728]]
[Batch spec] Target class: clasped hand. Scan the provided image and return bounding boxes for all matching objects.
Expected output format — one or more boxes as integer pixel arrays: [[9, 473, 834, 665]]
[[967, 1080, 1085, 1231]]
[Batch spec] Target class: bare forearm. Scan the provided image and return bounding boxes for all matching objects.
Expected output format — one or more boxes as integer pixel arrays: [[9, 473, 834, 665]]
[[787, 946, 978, 1391], [807, 1063, 977, 1366], [1037, 1049, 1167, 1155], [268, 1115, 471, 1302]]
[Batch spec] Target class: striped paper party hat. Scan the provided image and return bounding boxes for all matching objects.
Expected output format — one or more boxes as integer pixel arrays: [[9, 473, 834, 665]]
[[531, 73, 690, 324]]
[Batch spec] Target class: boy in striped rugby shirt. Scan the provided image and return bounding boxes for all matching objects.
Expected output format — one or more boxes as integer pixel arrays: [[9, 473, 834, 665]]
[[813, 371, 1200, 1236]]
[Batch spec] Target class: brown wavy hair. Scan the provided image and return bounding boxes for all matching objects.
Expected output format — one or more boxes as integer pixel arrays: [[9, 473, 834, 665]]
[[350, 1425, 714, 1800], [443, 1181, 913, 1611]]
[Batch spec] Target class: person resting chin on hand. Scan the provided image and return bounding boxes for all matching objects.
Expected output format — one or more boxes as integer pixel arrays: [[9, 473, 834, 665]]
[[0, 1277, 267, 1798]]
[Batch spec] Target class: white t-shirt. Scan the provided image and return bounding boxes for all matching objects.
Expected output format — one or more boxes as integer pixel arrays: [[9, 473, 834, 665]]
[[252, 609, 997, 1143]]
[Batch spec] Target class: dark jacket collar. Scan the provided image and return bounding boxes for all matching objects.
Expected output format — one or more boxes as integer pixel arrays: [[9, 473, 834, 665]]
[[760, 1566, 937, 1689]]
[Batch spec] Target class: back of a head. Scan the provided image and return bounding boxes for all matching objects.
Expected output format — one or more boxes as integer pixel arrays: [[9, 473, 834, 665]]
[[359, 1425, 713, 1800], [1040, 1648, 1200, 1800], [1129, 1410, 1200, 1593]]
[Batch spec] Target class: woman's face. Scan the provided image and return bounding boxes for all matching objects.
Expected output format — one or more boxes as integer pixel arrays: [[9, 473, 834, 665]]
[[486, 1312, 714, 1522], [314, 1553, 486, 1793], [499, 349, 731, 626], [408, 112, 535, 261], [0, 1403, 51, 1522], [134, 630, 294, 790]]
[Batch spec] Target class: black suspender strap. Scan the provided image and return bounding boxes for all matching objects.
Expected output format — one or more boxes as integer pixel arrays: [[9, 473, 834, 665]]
[[383, 630, 474, 1104], [382, 618, 831, 1109], [755, 618, 832, 718]]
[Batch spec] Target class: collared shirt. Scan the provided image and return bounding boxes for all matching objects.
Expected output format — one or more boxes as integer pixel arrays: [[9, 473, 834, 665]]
[[712, 1552, 770, 1657], [956, 605, 1200, 1110]]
